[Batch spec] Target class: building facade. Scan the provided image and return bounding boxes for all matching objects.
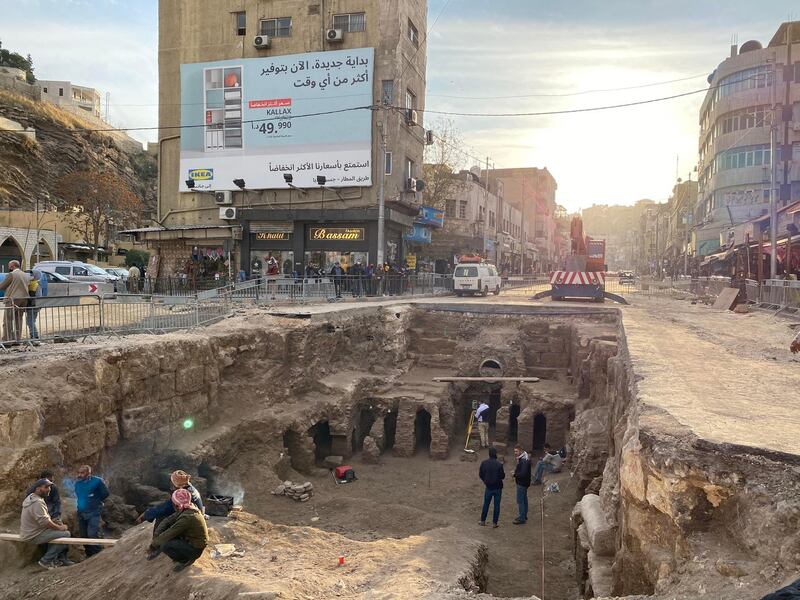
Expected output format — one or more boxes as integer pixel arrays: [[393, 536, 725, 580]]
[[150, 0, 428, 278], [38, 80, 102, 117], [696, 21, 800, 257]]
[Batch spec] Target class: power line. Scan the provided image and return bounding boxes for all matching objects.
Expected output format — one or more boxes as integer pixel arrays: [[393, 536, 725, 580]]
[[398, 0, 453, 82], [427, 73, 710, 100]]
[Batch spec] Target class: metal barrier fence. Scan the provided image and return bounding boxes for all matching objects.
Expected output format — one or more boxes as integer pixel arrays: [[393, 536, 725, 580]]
[[0, 294, 231, 351], [206, 274, 454, 304], [758, 279, 800, 313]]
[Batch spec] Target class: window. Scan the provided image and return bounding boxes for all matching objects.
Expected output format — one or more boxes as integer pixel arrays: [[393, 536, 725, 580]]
[[73, 267, 88, 276], [43, 86, 47, 93], [333, 12, 366, 33], [408, 19, 419, 47], [233, 11, 246, 36], [714, 144, 771, 172], [405, 89, 416, 110], [405, 158, 414, 182], [445, 200, 456, 218], [260, 17, 291, 38], [55, 266, 69, 275], [458, 200, 467, 219], [382, 80, 394, 105], [384, 151, 392, 175], [455, 266, 478, 278], [58, 88, 64, 97]]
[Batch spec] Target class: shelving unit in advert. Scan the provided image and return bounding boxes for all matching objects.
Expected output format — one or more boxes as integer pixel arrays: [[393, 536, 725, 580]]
[[203, 66, 243, 151]]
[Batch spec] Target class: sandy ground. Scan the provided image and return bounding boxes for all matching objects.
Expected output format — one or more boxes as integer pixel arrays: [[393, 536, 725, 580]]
[[240, 452, 580, 600], [620, 297, 800, 457]]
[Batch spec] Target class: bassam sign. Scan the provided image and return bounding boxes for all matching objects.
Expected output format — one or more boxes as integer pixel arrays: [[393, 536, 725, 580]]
[[180, 48, 374, 192], [309, 228, 365, 241]]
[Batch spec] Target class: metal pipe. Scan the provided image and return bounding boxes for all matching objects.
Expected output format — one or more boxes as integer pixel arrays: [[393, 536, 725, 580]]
[[377, 106, 388, 266], [157, 134, 181, 223], [769, 57, 778, 278]]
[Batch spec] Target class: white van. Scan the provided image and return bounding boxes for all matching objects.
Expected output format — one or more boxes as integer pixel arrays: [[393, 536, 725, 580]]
[[453, 260, 502, 296]]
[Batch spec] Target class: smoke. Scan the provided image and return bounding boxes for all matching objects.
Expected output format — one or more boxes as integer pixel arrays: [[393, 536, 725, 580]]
[[212, 477, 245, 506], [60, 477, 77, 498]]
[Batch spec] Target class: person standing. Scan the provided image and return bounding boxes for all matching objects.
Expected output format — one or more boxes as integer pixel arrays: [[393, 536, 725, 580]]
[[25, 469, 62, 522], [475, 401, 490, 448], [73, 465, 109, 557], [26, 269, 47, 343], [512, 444, 532, 524], [479, 447, 505, 528], [20, 478, 72, 569], [147, 488, 208, 572], [330, 262, 344, 298], [0, 261, 30, 342], [127, 264, 140, 293]]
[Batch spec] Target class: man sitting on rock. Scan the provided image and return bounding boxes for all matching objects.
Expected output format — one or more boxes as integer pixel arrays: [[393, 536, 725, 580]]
[[20, 478, 72, 569], [137, 470, 205, 529], [25, 470, 62, 523], [532, 443, 564, 485], [147, 489, 208, 572]]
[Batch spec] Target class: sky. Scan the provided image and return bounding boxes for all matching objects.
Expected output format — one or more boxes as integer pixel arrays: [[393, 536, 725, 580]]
[[2, 0, 798, 211]]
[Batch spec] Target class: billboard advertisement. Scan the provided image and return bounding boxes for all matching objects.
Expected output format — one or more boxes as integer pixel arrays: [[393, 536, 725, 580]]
[[179, 48, 374, 192]]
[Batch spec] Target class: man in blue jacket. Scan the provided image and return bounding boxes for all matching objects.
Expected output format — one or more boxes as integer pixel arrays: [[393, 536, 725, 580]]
[[478, 447, 505, 528], [74, 465, 109, 557]]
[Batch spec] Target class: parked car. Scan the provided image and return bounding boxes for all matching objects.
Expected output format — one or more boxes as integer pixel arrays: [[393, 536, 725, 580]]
[[35, 261, 120, 284], [452, 257, 502, 297], [619, 271, 636, 285], [105, 267, 130, 282]]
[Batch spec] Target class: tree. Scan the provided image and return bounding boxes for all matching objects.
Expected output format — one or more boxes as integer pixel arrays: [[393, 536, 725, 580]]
[[56, 170, 143, 261], [124, 249, 150, 269], [0, 41, 35, 83], [422, 118, 468, 210]]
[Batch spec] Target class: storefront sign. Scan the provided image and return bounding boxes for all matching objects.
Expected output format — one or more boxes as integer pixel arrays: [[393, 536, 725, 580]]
[[403, 224, 432, 244], [255, 232, 291, 241], [406, 254, 417, 269], [415, 205, 445, 228], [310, 227, 365, 241]]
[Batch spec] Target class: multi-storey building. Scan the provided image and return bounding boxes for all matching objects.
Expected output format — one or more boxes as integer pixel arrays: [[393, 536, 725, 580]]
[[696, 21, 800, 258], [38, 80, 102, 117], [141, 0, 428, 277]]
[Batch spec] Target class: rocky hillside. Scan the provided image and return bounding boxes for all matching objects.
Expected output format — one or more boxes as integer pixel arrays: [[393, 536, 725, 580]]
[[0, 90, 157, 211]]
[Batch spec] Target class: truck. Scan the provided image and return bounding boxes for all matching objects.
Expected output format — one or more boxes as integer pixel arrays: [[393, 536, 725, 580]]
[[533, 217, 627, 304]]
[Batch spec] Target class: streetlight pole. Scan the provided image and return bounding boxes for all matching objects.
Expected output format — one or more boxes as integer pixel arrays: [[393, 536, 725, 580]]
[[376, 106, 388, 267], [768, 57, 778, 279]]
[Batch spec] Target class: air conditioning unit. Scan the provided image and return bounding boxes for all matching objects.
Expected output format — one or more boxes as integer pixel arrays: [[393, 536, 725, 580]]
[[793, 122, 800, 131], [405, 109, 418, 126], [253, 35, 271, 49], [219, 206, 237, 220], [327, 28, 344, 42], [406, 178, 425, 193], [215, 191, 233, 205], [425, 129, 434, 145]]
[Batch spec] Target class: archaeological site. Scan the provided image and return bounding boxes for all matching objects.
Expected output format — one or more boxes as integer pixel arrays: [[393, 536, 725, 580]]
[[0, 298, 798, 600]]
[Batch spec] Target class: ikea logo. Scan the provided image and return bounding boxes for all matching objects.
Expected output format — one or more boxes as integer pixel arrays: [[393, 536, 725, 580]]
[[188, 169, 214, 180]]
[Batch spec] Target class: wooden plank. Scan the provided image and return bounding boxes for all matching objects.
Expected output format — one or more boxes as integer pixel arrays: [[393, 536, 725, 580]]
[[0, 533, 117, 546], [432, 377, 540, 383], [712, 287, 740, 311]]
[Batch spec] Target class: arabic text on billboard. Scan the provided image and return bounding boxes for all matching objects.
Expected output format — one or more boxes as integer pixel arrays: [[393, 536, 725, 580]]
[[180, 48, 374, 192]]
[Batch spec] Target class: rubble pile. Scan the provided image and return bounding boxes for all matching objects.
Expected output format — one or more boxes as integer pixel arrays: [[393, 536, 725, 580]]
[[272, 480, 314, 502]]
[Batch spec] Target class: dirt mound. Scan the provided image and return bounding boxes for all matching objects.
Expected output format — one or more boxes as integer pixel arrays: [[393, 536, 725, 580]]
[[0, 513, 486, 600]]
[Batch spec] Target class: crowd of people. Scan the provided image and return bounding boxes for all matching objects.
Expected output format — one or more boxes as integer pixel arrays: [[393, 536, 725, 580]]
[[19, 467, 208, 573], [0, 260, 48, 344]]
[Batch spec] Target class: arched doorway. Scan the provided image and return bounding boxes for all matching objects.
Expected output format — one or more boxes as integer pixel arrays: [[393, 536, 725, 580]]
[[533, 413, 547, 450], [31, 239, 54, 266], [308, 421, 332, 464], [384, 411, 397, 451], [356, 408, 376, 451], [0, 236, 24, 272], [414, 409, 432, 453], [508, 403, 521, 442]]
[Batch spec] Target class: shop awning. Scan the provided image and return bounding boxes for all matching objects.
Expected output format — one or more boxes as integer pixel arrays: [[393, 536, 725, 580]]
[[119, 224, 241, 242]]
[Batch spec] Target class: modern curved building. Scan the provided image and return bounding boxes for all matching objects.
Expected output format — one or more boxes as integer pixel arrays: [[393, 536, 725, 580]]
[[695, 21, 800, 257]]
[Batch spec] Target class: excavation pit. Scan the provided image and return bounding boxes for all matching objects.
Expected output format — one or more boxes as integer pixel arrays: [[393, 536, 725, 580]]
[[2, 299, 799, 600]]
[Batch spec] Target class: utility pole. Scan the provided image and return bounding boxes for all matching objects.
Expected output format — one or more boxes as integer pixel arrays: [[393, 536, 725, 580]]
[[768, 56, 778, 279], [376, 106, 388, 267]]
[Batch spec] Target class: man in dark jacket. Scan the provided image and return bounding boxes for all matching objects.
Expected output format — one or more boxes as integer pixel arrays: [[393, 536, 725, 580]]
[[147, 488, 208, 572], [137, 470, 205, 530], [25, 470, 62, 521], [330, 262, 344, 297], [512, 444, 532, 524], [74, 465, 109, 557], [478, 447, 505, 528]]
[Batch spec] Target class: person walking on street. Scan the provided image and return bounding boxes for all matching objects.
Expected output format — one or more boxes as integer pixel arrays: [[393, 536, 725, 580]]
[[147, 488, 208, 572], [512, 444, 532, 524], [74, 465, 109, 557], [25, 470, 62, 522], [20, 478, 72, 569], [0, 261, 30, 342], [475, 401, 490, 448], [478, 447, 505, 528], [532, 443, 564, 485]]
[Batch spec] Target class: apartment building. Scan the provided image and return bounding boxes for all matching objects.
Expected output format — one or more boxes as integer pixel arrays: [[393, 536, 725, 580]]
[[145, 0, 428, 277], [38, 80, 102, 117], [696, 21, 800, 257]]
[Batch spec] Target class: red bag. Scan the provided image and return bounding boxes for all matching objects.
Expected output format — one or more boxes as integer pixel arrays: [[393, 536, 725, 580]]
[[334, 465, 353, 480]]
